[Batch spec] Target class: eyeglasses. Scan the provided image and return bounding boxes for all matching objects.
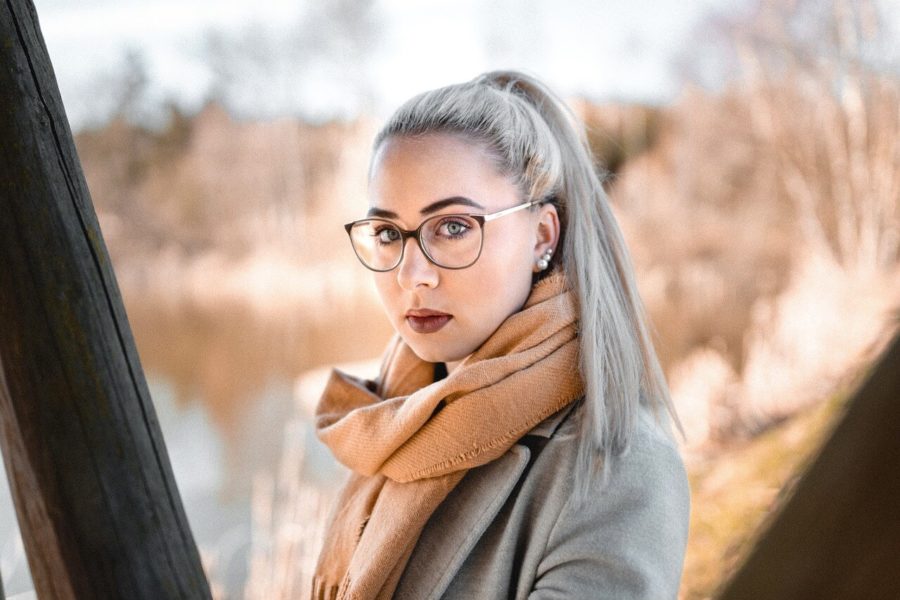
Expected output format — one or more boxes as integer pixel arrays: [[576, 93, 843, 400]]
[[344, 199, 544, 271]]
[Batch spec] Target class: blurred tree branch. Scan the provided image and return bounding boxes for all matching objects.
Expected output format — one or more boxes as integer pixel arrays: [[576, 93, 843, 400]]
[[734, 0, 899, 272], [199, 0, 382, 119], [676, 0, 899, 274]]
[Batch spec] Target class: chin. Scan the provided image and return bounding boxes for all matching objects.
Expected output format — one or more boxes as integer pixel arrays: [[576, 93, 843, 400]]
[[404, 338, 466, 365]]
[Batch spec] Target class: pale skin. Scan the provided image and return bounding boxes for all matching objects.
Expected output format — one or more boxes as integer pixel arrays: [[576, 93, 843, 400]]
[[367, 132, 560, 373]]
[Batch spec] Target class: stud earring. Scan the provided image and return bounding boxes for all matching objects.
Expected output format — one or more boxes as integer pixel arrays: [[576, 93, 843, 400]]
[[536, 247, 553, 271]]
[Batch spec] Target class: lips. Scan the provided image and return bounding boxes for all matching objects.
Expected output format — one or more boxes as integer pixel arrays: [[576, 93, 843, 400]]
[[405, 309, 453, 334]]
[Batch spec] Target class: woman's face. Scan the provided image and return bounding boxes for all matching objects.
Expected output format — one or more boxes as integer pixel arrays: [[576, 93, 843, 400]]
[[366, 132, 558, 371]]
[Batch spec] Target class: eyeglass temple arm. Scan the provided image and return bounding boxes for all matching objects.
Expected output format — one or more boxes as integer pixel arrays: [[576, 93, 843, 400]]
[[481, 199, 542, 222]]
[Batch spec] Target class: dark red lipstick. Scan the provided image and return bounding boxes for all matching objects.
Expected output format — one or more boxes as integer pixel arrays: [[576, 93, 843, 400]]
[[406, 309, 452, 334]]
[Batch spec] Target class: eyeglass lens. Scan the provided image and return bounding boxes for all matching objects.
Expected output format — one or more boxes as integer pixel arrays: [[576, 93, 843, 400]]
[[349, 214, 483, 270]]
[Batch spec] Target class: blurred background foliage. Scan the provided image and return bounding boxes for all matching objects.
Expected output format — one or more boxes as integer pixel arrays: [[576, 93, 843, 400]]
[[3, 0, 897, 598]]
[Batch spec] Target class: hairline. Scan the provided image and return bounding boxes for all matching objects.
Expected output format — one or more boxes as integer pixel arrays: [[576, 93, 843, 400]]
[[367, 129, 525, 198]]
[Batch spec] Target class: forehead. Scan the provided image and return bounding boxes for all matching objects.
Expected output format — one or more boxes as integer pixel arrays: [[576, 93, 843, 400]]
[[367, 133, 520, 223]]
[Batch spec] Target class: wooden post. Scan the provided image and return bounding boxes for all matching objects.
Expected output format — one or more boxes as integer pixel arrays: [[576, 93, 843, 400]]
[[0, 1, 212, 598], [716, 332, 900, 599]]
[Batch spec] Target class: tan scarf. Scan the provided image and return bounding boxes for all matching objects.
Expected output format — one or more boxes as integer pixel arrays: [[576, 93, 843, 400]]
[[311, 269, 584, 599]]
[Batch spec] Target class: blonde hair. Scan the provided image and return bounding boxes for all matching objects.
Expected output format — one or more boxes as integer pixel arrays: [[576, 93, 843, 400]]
[[371, 70, 683, 502]]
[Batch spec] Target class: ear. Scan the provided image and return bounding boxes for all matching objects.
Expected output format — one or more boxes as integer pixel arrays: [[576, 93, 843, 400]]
[[532, 203, 560, 268]]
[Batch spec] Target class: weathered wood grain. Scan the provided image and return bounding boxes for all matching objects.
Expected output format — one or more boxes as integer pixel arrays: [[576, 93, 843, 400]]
[[716, 332, 900, 599], [0, 0, 212, 597]]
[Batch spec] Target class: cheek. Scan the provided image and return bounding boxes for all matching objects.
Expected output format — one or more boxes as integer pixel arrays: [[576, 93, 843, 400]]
[[373, 275, 400, 319], [470, 232, 535, 307], [479, 227, 534, 278]]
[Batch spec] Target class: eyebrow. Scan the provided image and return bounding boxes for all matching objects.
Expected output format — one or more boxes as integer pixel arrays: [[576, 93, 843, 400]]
[[367, 196, 486, 219]]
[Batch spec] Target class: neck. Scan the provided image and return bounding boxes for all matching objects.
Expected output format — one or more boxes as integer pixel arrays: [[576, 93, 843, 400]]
[[445, 357, 467, 374]]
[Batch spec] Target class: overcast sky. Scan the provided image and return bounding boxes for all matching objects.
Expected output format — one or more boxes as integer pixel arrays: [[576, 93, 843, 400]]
[[32, 0, 746, 130]]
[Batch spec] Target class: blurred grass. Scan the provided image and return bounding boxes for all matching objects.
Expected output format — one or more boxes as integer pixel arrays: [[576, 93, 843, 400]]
[[680, 378, 856, 599]]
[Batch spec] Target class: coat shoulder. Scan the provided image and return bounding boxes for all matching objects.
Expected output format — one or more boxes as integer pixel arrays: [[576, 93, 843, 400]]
[[528, 399, 692, 599], [396, 397, 692, 600]]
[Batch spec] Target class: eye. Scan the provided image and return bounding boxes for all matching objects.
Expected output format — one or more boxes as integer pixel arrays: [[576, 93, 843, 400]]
[[438, 219, 472, 238], [374, 226, 401, 244]]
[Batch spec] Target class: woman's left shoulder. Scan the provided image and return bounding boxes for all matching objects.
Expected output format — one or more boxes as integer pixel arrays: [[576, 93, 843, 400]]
[[529, 400, 692, 599], [613, 403, 691, 498], [551, 397, 688, 485]]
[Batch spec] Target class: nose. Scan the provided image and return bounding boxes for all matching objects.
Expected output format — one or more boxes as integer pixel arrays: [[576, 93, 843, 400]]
[[396, 237, 439, 290]]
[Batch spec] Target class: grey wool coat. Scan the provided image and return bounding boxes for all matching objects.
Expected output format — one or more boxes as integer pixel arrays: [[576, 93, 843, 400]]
[[392, 397, 692, 599]]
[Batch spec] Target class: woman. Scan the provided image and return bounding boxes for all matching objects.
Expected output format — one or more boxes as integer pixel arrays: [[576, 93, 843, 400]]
[[312, 70, 690, 599]]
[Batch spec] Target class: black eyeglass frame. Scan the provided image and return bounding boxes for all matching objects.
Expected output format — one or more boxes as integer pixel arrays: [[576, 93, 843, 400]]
[[344, 199, 547, 272]]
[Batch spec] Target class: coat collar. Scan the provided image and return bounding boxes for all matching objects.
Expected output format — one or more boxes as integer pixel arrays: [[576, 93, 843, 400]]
[[525, 396, 581, 438], [393, 445, 531, 599]]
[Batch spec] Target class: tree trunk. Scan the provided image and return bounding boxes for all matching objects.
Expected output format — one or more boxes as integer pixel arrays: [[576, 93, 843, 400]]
[[0, 1, 212, 597], [716, 332, 900, 599]]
